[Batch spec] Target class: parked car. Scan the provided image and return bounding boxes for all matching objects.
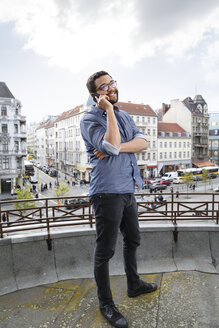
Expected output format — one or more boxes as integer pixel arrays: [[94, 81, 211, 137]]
[[214, 186, 219, 192], [161, 171, 178, 181], [209, 173, 217, 179], [149, 184, 167, 192], [173, 177, 184, 184], [49, 169, 58, 177], [64, 198, 89, 209], [159, 179, 171, 186]]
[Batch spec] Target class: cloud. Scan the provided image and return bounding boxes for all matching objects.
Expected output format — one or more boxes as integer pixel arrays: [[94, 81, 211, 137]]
[[1, 0, 219, 72]]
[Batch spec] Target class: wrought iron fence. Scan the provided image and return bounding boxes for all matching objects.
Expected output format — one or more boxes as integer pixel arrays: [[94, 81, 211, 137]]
[[0, 193, 218, 246]]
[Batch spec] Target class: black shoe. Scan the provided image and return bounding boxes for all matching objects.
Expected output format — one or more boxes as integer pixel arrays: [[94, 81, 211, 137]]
[[128, 281, 157, 298], [100, 304, 128, 328]]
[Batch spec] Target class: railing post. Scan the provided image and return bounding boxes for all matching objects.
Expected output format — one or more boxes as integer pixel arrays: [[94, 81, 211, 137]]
[[89, 202, 93, 228], [171, 192, 174, 221], [45, 199, 52, 250]]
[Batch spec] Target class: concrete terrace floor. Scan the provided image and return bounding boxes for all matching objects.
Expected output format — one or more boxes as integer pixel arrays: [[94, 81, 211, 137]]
[[0, 271, 219, 328]]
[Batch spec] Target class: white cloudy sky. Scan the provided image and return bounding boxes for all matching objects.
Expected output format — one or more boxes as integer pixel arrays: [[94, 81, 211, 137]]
[[1, 0, 219, 123]]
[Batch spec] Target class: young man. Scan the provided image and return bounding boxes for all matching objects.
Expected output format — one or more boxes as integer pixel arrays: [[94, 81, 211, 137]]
[[80, 71, 157, 328]]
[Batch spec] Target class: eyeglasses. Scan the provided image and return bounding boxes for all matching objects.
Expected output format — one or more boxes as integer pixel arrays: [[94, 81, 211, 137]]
[[97, 80, 117, 92]]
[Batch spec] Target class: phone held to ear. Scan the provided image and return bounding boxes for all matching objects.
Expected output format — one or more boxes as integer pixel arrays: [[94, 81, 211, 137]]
[[92, 92, 100, 102]]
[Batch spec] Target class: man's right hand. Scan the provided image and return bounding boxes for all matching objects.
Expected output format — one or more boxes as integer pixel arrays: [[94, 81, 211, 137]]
[[97, 95, 113, 112], [93, 149, 109, 161]]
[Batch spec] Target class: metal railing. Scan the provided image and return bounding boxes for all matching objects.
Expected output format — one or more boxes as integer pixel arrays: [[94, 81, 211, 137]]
[[0, 193, 218, 247]]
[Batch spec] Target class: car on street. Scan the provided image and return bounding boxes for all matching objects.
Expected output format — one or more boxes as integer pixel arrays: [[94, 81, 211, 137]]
[[214, 186, 219, 192], [209, 173, 217, 179], [149, 184, 167, 192], [160, 179, 171, 186], [173, 177, 184, 184], [64, 198, 90, 209]]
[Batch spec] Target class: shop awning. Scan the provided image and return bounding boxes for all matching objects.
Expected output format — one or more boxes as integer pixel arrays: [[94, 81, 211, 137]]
[[192, 161, 215, 168], [147, 165, 157, 168]]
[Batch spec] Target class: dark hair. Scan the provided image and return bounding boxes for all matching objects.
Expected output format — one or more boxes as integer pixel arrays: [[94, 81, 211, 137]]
[[86, 71, 111, 93]]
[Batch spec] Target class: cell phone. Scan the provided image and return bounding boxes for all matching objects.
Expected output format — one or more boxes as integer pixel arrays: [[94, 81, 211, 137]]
[[92, 92, 100, 103]]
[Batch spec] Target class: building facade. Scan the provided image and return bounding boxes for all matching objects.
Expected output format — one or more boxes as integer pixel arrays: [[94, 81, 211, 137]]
[[157, 122, 191, 174], [209, 112, 219, 165], [0, 82, 26, 194], [162, 95, 209, 167]]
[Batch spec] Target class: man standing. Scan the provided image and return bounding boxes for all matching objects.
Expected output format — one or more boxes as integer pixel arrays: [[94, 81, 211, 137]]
[[80, 71, 157, 328]]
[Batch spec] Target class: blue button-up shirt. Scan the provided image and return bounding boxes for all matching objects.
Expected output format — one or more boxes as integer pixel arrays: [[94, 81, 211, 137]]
[[80, 105, 147, 196]]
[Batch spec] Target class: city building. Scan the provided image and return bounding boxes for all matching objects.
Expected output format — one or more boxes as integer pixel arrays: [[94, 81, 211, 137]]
[[116, 102, 158, 178], [157, 122, 191, 175], [0, 82, 26, 194], [161, 95, 210, 167], [209, 112, 219, 165]]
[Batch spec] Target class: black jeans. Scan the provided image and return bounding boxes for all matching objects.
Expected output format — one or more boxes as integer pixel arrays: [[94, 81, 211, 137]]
[[90, 193, 141, 306]]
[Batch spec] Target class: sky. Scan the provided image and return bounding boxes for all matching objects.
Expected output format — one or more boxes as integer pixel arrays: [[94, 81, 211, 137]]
[[1, 0, 219, 124]]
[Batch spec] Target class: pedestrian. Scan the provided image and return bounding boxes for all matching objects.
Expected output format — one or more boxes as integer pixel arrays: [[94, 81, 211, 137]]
[[41, 183, 44, 192], [11, 188, 14, 197], [49, 182, 52, 188], [80, 70, 157, 328], [176, 190, 179, 198], [67, 180, 70, 185], [192, 184, 195, 191], [2, 213, 6, 222], [170, 187, 173, 193]]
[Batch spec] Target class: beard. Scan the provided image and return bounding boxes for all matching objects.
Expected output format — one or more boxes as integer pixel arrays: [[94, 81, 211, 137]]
[[108, 90, 119, 105]]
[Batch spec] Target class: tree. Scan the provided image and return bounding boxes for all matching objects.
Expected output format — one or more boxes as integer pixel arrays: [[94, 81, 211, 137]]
[[182, 172, 194, 195], [54, 182, 70, 203], [14, 185, 36, 215], [200, 169, 211, 192]]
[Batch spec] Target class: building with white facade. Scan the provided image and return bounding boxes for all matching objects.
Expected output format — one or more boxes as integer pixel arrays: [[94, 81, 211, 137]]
[[209, 112, 219, 165], [157, 122, 191, 175], [116, 102, 158, 178], [0, 82, 26, 194], [161, 95, 210, 167]]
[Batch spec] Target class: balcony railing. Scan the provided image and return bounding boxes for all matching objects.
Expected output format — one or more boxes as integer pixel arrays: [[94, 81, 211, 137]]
[[0, 193, 218, 248]]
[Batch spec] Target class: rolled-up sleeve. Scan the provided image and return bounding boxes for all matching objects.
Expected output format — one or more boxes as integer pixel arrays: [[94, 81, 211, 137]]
[[127, 114, 149, 142], [80, 114, 119, 156]]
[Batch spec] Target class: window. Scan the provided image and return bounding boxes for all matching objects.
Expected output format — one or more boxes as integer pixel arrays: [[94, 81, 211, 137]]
[[179, 142, 181, 148], [169, 152, 172, 159], [142, 153, 145, 160], [179, 152, 181, 158], [164, 142, 167, 148], [15, 141, 19, 153], [2, 157, 9, 169], [187, 151, 190, 157], [183, 142, 186, 147], [147, 117, 150, 123], [169, 142, 172, 148], [142, 117, 145, 122], [153, 141, 156, 148], [160, 142, 162, 148], [2, 124, 8, 133], [14, 124, 18, 133], [183, 152, 186, 158], [153, 118, 156, 124], [164, 152, 167, 159], [153, 153, 156, 160], [148, 152, 151, 160], [187, 142, 190, 147], [136, 116, 139, 122], [142, 128, 145, 134], [148, 141, 150, 148], [147, 129, 151, 135], [1, 106, 7, 116], [15, 108, 18, 115], [153, 129, 156, 136], [2, 142, 8, 152], [160, 152, 162, 159], [174, 152, 177, 158], [174, 142, 177, 147]]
